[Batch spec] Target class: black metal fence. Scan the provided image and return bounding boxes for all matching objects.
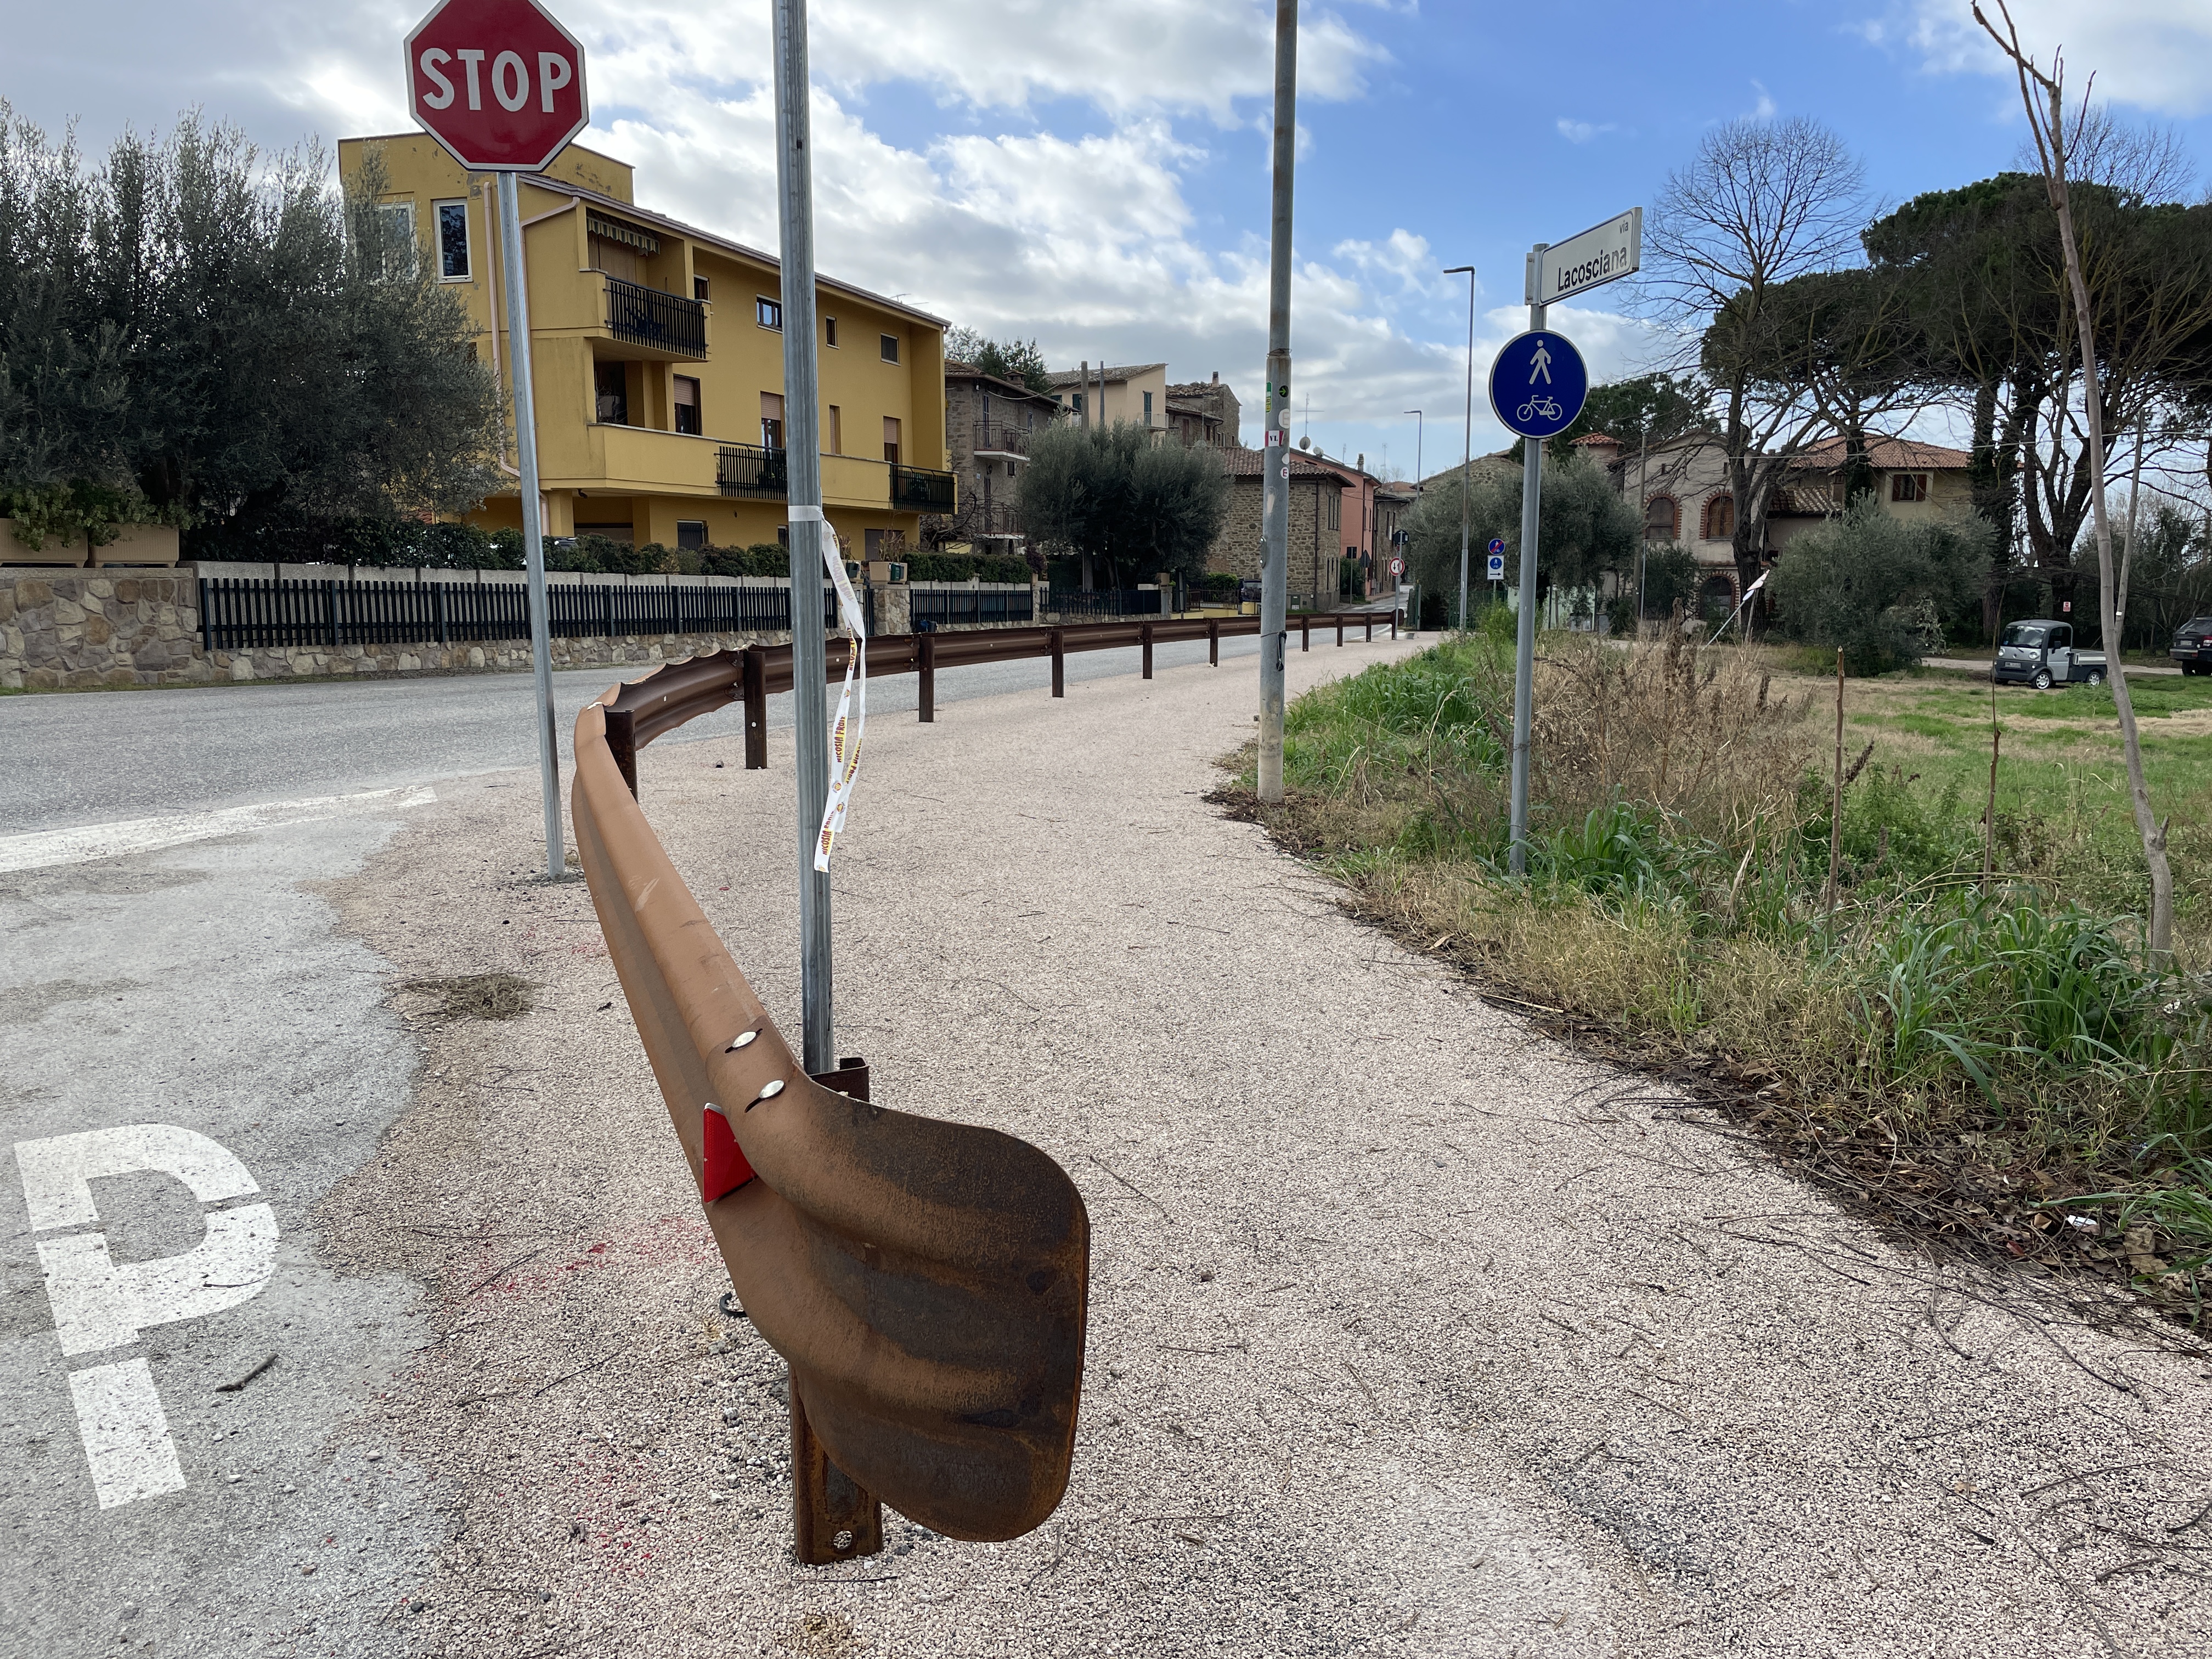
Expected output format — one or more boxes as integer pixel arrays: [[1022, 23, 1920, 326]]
[[199, 576, 836, 652], [911, 586, 1035, 629], [718, 442, 787, 498], [890, 464, 958, 511], [1045, 587, 1165, 622]]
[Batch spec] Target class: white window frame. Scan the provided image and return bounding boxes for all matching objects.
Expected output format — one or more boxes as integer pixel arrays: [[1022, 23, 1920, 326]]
[[757, 296, 783, 331], [823, 316, 839, 348], [432, 198, 471, 282], [880, 332, 900, 364]]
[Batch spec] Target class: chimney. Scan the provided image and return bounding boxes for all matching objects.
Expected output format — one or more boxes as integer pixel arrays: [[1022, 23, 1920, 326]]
[[1211, 370, 1218, 383]]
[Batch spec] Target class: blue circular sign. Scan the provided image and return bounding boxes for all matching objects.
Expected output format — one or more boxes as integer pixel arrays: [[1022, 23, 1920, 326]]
[[1488, 330, 1588, 439], [1487, 537, 1505, 556]]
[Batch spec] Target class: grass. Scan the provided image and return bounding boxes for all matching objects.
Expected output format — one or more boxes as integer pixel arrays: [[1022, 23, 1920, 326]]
[[398, 973, 537, 1022], [1230, 617, 2212, 1331]]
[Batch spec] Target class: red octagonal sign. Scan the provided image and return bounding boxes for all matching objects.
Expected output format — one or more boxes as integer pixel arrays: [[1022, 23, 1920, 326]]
[[405, 0, 590, 172]]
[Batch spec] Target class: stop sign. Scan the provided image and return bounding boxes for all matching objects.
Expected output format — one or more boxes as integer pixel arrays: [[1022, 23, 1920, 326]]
[[405, 0, 589, 172]]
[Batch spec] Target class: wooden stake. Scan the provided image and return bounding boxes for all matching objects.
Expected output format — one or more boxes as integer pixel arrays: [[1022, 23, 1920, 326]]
[[1825, 647, 1844, 916]]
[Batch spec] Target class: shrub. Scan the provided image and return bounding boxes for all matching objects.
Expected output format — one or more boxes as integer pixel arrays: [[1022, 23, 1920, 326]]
[[1768, 495, 1991, 673]]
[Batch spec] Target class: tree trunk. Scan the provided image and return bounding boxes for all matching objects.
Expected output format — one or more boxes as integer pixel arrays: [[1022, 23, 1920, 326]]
[[1969, 378, 2005, 636]]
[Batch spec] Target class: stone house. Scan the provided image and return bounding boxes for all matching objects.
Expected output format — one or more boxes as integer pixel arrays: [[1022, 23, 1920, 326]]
[[939, 362, 1064, 552], [1164, 374, 1242, 447], [1206, 449, 1365, 608]]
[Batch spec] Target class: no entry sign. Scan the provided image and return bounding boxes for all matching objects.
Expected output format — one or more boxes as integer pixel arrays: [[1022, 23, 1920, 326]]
[[405, 0, 589, 172]]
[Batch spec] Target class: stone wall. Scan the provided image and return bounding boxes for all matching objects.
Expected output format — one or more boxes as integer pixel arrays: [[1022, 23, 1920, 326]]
[[1207, 471, 1330, 602], [3, 571, 202, 689], [1, 566, 1046, 691]]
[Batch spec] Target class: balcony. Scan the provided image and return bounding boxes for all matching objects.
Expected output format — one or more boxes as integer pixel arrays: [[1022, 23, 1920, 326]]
[[603, 274, 707, 360], [973, 421, 1032, 458], [968, 501, 1024, 540], [890, 464, 957, 512], [718, 443, 788, 498]]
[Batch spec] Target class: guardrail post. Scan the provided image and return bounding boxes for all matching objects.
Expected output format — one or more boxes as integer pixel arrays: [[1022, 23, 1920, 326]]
[[1364, 613, 1373, 642], [1207, 618, 1220, 666], [1141, 623, 1153, 680], [1050, 627, 1065, 698], [604, 708, 640, 799], [1301, 613, 1310, 652], [1336, 615, 1344, 648], [742, 646, 768, 769], [918, 632, 936, 723]]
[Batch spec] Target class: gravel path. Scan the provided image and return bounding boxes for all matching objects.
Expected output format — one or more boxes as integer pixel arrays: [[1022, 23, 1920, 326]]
[[316, 635, 2212, 1659]]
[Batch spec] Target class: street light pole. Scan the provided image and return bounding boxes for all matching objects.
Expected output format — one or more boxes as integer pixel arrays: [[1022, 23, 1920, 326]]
[[1256, 0, 1296, 806], [1402, 410, 1423, 490], [772, 0, 834, 1071], [1443, 266, 1475, 631]]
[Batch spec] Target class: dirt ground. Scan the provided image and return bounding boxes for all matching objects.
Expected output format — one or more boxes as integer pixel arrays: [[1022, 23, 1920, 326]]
[[311, 636, 2212, 1658]]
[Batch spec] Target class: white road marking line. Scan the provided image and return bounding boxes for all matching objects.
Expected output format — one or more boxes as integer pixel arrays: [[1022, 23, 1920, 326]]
[[69, 1358, 188, 1508], [0, 783, 438, 873]]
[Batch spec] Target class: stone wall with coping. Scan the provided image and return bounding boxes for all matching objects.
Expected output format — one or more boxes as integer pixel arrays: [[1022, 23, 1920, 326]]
[[1, 566, 1043, 691]]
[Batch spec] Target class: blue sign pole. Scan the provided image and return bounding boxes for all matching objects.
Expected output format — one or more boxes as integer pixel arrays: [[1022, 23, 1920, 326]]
[[1487, 298, 1588, 876]]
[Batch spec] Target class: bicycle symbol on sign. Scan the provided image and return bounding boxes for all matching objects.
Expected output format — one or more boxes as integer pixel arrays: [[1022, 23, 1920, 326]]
[[1516, 396, 1563, 424]]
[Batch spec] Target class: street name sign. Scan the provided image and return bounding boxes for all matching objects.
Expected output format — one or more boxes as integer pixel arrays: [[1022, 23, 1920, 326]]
[[405, 0, 590, 172], [1524, 208, 1641, 307], [1489, 330, 1588, 441]]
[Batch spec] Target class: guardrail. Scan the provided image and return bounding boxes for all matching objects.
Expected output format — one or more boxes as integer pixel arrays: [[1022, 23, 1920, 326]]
[[569, 603, 1399, 1560], [595, 608, 1397, 782], [573, 664, 1093, 1566]]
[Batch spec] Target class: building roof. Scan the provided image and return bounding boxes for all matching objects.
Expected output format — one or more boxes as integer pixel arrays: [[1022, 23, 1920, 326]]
[[1164, 380, 1233, 397], [1572, 432, 1622, 448], [1792, 435, 1973, 471], [1043, 363, 1169, 388], [510, 170, 949, 329], [944, 362, 1059, 404], [1221, 449, 1350, 479]]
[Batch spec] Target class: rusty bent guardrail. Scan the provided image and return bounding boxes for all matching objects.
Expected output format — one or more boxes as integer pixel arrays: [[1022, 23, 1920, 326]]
[[573, 679, 1091, 1564], [594, 610, 1400, 778]]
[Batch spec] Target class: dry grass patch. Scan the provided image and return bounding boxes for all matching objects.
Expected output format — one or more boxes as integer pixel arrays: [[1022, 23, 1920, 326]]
[[397, 972, 537, 1022]]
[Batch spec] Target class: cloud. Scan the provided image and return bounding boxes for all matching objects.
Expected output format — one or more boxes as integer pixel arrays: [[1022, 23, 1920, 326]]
[[1860, 0, 2212, 116], [1555, 119, 1620, 144], [1746, 81, 1777, 121]]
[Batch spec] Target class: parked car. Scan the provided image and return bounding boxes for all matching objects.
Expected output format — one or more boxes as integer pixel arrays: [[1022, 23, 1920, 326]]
[[1992, 618, 2106, 689], [2172, 616, 2212, 675]]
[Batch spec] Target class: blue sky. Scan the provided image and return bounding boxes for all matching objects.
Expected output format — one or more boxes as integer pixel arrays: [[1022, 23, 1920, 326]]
[[9, 0, 2211, 476]]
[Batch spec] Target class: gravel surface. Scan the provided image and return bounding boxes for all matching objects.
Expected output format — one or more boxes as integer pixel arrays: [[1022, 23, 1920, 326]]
[[312, 635, 2212, 1658]]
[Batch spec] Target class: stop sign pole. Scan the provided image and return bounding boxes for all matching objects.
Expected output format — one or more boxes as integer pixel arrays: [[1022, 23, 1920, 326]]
[[405, 0, 590, 881]]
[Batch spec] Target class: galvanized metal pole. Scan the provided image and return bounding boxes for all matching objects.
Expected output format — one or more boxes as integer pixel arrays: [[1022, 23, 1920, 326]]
[[773, 0, 833, 1071], [1508, 269, 1548, 878], [496, 171, 562, 882], [1447, 266, 1476, 631], [1256, 0, 1296, 805]]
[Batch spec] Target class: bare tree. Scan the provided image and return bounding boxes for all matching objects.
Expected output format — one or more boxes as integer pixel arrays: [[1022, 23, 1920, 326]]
[[1644, 117, 1877, 620], [1974, 1, 2175, 963]]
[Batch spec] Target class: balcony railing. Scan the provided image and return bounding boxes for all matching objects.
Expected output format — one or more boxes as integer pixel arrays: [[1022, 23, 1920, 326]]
[[718, 443, 788, 498], [973, 422, 1031, 458], [968, 501, 1024, 539], [605, 274, 708, 358], [890, 464, 958, 512]]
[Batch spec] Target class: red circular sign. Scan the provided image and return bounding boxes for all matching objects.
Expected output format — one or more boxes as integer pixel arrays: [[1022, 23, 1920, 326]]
[[404, 0, 590, 172]]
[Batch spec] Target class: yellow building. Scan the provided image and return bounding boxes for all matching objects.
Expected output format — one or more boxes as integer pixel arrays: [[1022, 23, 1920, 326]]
[[336, 134, 953, 558]]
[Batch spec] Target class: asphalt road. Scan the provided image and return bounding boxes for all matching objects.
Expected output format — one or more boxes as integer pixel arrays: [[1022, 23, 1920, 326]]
[[0, 633, 1297, 838]]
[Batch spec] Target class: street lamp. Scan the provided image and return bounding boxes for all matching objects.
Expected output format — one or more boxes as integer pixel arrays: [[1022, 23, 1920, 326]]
[[1396, 410, 1423, 613], [1442, 265, 1476, 631]]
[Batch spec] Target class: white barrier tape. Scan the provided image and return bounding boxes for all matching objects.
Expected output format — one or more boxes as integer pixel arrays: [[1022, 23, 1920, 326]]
[[813, 538, 868, 872], [788, 505, 825, 522]]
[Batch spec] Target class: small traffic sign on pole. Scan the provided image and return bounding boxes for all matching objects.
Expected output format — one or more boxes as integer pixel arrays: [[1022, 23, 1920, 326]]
[[1389, 557, 1404, 578], [405, 0, 589, 881], [1486, 545, 1505, 582]]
